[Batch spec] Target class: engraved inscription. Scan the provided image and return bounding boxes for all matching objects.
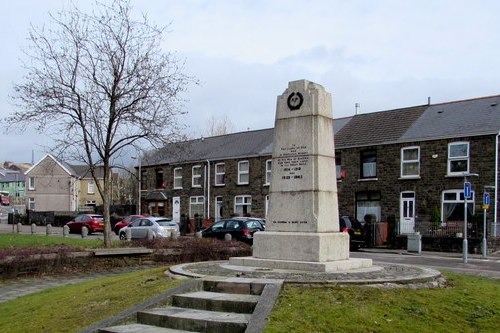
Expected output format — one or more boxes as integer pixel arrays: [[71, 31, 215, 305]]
[[277, 144, 309, 180]]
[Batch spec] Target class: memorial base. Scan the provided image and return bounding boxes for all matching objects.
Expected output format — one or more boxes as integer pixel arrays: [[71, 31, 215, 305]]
[[228, 231, 372, 272]]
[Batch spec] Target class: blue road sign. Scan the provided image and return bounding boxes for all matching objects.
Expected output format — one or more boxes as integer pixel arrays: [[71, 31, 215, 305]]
[[464, 182, 472, 198], [484, 192, 491, 206]]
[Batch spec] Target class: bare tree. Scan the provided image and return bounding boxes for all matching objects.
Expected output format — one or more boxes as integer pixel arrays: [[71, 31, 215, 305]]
[[204, 115, 234, 137], [5, 0, 195, 246]]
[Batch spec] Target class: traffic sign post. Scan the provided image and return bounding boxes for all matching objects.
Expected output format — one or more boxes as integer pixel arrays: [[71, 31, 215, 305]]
[[482, 192, 491, 257], [463, 181, 472, 263], [464, 182, 472, 198]]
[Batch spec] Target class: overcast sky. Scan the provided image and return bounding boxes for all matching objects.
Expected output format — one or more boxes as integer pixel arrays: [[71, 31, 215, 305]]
[[1, 0, 500, 164]]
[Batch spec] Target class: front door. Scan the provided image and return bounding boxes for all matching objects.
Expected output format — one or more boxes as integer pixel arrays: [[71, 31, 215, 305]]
[[400, 192, 415, 234], [215, 196, 223, 222]]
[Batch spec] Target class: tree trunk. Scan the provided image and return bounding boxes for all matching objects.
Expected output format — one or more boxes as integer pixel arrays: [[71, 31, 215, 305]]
[[102, 169, 113, 247]]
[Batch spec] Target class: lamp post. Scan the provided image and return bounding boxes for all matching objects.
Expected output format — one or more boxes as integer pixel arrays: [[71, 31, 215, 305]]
[[463, 173, 479, 264], [131, 155, 141, 215]]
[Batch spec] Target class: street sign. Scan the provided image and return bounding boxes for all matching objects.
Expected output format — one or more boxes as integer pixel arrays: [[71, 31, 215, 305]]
[[464, 181, 472, 198], [483, 192, 491, 209]]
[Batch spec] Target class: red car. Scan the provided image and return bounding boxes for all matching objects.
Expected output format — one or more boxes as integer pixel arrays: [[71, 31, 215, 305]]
[[66, 214, 104, 234], [113, 215, 151, 235]]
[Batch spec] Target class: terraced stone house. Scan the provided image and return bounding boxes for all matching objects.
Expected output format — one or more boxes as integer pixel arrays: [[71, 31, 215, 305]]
[[139, 94, 500, 240]]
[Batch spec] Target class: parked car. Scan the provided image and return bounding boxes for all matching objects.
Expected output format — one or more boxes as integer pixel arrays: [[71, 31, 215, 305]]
[[119, 217, 179, 240], [232, 217, 266, 230], [113, 215, 151, 235], [66, 214, 104, 234], [201, 218, 265, 244], [339, 215, 366, 250]]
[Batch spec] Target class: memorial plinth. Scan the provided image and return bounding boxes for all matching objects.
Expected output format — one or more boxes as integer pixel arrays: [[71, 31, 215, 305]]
[[230, 80, 372, 272]]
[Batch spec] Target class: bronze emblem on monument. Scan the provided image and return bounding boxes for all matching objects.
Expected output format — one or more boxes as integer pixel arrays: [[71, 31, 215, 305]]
[[287, 92, 303, 110]]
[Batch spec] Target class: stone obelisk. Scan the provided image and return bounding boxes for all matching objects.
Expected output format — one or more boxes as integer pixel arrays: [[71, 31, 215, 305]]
[[230, 80, 371, 272]]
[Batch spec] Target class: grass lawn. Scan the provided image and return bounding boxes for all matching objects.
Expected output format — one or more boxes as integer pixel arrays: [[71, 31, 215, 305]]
[[264, 272, 500, 333], [0, 233, 107, 249], [0, 266, 186, 333]]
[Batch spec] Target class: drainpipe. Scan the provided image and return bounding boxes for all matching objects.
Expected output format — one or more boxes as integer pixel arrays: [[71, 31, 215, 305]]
[[495, 131, 500, 236], [206, 160, 211, 219]]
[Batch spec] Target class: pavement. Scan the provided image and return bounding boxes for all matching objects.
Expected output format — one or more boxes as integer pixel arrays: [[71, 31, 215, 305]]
[[0, 265, 154, 303]]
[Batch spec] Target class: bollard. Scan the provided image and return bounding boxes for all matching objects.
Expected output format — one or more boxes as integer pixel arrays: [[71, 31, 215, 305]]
[[125, 227, 132, 241], [147, 229, 154, 240], [195, 231, 203, 239], [16, 222, 22, 233], [31, 223, 37, 234], [81, 226, 89, 238], [63, 225, 69, 238], [46, 224, 53, 236], [224, 233, 232, 242]]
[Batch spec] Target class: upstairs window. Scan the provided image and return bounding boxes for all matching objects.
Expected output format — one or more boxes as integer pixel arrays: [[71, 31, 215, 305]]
[[335, 154, 342, 179], [192, 165, 202, 188], [360, 149, 377, 178], [215, 163, 225, 186], [448, 142, 469, 175], [155, 169, 164, 189], [28, 177, 35, 190], [238, 161, 249, 185], [401, 146, 420, 177], [173, 167, 182, 189], [265, 159, 272, 185], [87, 182, 95, 194]]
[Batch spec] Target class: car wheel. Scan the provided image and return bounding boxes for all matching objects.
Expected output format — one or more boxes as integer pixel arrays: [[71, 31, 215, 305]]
[[119, 232, 126, 240]]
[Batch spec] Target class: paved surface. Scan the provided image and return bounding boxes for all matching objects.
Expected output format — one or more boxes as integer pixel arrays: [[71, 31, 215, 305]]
[[0, 265, 154, 303]]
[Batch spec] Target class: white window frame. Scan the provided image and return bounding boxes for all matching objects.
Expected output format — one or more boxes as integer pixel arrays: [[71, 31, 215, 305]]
[[28, 176, 35, 190], [234, 195, 252, 216], [448, 142, 470, 176], [173, 167, 183, 189], [87, 181, 95, 194], [28, 197, 35, 210], [215, 163, 225, 186], [265, 159, 272, 185], [335, 154, 342, 180], [192, 165, 202, 188], [238, 160, 249, 185], [401, 146, 420, 178], [189, 196, 205, 218], [441, 189, 475, 224]]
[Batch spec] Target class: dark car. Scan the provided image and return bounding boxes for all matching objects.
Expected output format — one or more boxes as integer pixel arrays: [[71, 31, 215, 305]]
[[339, 215, 366, 250], [113, 215, 151, 235], [201, 218, 265, 244], [66, 214, 104, 234]]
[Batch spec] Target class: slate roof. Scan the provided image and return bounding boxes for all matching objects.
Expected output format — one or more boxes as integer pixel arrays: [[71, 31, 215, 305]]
[[143, 94, 500, 166], [334, 105, 428, 148], [401, 95, 500, 142]]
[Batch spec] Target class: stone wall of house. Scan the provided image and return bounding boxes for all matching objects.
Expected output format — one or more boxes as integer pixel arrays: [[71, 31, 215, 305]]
[[336, 135, 497, 228]]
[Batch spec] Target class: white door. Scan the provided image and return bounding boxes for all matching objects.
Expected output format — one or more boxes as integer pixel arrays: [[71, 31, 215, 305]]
[[215, 196, 223, 222], [172, 197, 180, 223], [400, 192, 415, 234]]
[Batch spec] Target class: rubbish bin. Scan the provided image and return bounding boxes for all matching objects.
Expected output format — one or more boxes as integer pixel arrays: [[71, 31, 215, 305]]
[[407, 232, 422, 254]]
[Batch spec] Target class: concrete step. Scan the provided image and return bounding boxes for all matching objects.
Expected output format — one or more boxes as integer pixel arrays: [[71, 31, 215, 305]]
[[138, 306, 251, 333], [99, 323, 195, 333], [202, 280, 266, 295], [172, 291, 260, 313]]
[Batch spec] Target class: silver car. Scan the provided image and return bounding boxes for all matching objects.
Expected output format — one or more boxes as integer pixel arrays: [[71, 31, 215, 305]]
[[119, 217, 179, 240]]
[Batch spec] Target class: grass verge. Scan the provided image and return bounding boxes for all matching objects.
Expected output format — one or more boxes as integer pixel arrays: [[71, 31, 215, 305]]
[[0, 266, 185, 333], [264, 272, 500, 333], [0, 233, 105, 249]]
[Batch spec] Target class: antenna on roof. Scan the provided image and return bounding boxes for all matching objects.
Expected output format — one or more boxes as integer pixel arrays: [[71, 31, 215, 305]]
[[355, 103, 360, 115]]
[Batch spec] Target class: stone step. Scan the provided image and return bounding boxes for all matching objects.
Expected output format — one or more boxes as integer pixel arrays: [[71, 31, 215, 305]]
[[138, 306, 251, 333], [202, 280, 266, 295], [99, 323, 195, 333], [172, 291, 260, 313]]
